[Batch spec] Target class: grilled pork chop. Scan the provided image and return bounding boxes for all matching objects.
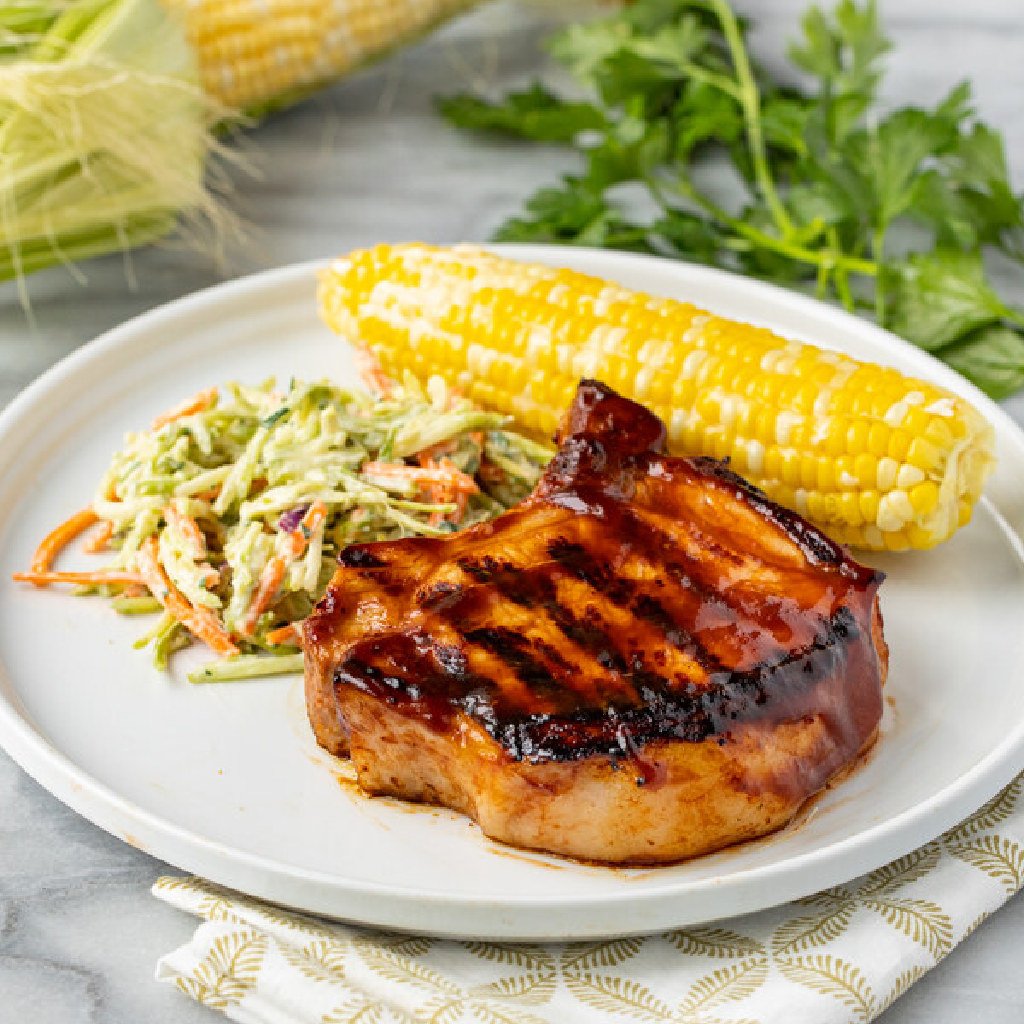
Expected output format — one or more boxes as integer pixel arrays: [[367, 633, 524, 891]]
[[303, 380, 887, 863]]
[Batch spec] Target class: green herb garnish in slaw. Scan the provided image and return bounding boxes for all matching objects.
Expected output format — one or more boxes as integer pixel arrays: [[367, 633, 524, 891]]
[[13, 374, 553, 682]]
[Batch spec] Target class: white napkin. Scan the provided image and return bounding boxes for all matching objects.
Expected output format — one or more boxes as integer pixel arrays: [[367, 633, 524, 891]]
[[155, 772, 1024, 1024]]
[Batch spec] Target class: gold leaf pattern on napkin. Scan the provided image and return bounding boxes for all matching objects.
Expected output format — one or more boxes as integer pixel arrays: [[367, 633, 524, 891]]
[[172, 929, 268, 1009], [154, 771, 1024, 1024]]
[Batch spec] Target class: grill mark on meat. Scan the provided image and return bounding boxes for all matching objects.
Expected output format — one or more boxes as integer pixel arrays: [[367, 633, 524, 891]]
[[449, 549, 718, 699], [418, 580, 466, 613], [544, 536, 726, 673], [539, 588, 633, 677], [607, 504, 836, 661], [608, 504, 805, 636], [430, 564, 637, 709], [334, 632, 503, 733], [457, 565, 632, 675], [461, 627, 576, 704], [335, 604, 863, 762], [338, 547, 391, 569]]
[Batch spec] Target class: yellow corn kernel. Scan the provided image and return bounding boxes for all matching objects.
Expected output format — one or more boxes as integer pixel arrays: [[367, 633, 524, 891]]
[[884, 531, 912, 552], [924, 416, 954, 449], [806, 491, 837, 522], [859, 490, 880, 526], [908, 480, 941, 517], [838, 491, 863, 525], [907, 437, 942, 473], [845, 420, 869, 455], [816, 457, 837, 492], [876, 457, 899, 492], [853, 453, 877, 488], [888, 430, 912, 461], [877, 490, 915, 532], [866, 422, 890, 457], [906, 522, 938, 549]]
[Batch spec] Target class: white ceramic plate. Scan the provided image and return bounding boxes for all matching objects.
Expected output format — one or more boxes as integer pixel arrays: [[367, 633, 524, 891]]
[[2, 247, 1023, 941]]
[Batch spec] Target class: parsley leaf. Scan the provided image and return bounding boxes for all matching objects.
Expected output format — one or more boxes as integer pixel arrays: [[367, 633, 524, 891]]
[[943, 326, 1024, 400], [886, 252, 1014, 351], [550, 11, 710, 108], [865, 102, 963, 225], [436, 85, 605, 143], [673, 80, 744, 158], [790, 0, 890, 93], [652, 208, 727, 264], [789, 0, 891, 140], [948, 123, 1024, 252], [493, 178, 651, 251]]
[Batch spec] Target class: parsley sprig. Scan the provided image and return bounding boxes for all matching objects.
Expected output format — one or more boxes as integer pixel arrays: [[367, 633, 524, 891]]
[[438, 0, 1024, 398]]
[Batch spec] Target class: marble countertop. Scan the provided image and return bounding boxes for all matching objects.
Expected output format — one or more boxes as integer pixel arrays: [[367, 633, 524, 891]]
[[2, 2, 1023, 1020]]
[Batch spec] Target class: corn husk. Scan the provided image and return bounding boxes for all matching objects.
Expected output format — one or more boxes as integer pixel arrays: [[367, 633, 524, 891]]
[[0, 0, 478, 295], [0, 0, 230, 295]]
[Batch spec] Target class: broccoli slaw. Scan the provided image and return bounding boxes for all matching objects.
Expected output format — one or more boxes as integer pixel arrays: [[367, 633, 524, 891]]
[[15, 374, 553, 681]]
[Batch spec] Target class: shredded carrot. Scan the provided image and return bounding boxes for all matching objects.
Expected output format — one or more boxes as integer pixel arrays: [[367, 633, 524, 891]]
[[13, 569, 145, 587], [266, 623, 301, 646], [239, 501, 328, 637], [136, 538, 238, 656], [83, 520, 114, 554], [151, 387, 217, 431], [240, 558, 287, 637], [410, 453, 479, 527], [363, 460, 479, 494], [30, 508, 99, 576], [419, 440, 457, 462], [164, 502, 207, 556], [300, 499, 329, 534], [416, 455, 446, 528]]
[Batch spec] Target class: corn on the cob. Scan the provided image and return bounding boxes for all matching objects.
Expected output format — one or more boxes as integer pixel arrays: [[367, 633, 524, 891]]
[[318, 243, 997, 552], [2, 0, 479, 288], [164, 0, 479, 110]]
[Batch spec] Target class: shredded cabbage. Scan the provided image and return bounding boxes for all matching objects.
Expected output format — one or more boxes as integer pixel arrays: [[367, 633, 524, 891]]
[[86, 374, 552, 679]]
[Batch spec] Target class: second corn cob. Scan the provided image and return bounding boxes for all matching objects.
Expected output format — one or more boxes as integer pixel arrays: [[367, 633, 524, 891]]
[[318, 243, 997, 552], [165, 0, 479, 111]]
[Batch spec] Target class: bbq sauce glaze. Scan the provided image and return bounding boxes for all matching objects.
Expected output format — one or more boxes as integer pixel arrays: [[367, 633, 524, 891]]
[[314, 380, 886, 767]]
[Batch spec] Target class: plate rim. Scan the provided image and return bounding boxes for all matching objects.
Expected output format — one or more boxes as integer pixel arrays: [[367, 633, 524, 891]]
[[2, 245, 1023, 938]]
